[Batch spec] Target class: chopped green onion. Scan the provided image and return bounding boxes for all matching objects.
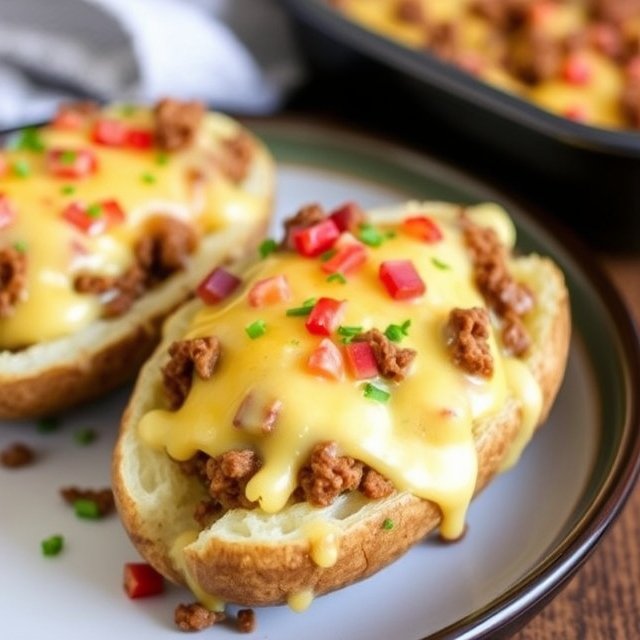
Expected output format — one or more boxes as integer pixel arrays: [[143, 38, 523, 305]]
[[86, 203, 102, 218], [358, 223, 384, 247], [286, 298, 317, 317], [382, 518, 394, 531], [385, 230, 397, 239], [60, 150, 77, 165], [431, 257, 450, 270], [384, 319, 411, 343], [155, 152, 169, 166], [245, 320, 267, 339], [12, 240, 27, 254], [337, 325, 362, 344], [41, 534, 64, 556], [73, 499, 101, 519], [363, 383, 390, 403], [60, 185, 76, 196], [74, 428, 96, 446], [259, 238, 278, 259], [13, 127, 45, 152], [319, 249, 337, 262], [12, 160, 31, 178], [141, 172, 156, 184], [37, 416, 60, 433], [326, 273, 347, 284]]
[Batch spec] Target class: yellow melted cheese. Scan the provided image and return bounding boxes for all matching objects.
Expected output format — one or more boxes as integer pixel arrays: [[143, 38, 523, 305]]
[[0, 107, 261, 348], [336, 0, 628, 129], [139, 205, 542, 543]]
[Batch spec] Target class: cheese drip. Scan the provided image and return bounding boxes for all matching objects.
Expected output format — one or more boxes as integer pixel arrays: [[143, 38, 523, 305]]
[[0, 109, 261, 348], [140, 205, 542, 542]]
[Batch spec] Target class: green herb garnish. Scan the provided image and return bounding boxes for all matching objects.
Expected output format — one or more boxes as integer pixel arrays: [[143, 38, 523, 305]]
[[245, 320, 267, 339], [259, 238, 278, 259], [286, 298, 317, 317], [37, 416, 60, 433], [155, 152, 169, 166], [363, 383, 390, 403], [60, 150, 77, 165], [74, 428, 96, 446], [337, 325, 362, 344], [141, 172, 156, 184], [12, 240, 27, 254], [319, 248, 337, 262], [382, 518, 394, 531], [73, 499, 101, 519], [326, 273, 347, 284], [358, 223, 384, 247], [60, 185, 76, 196], [384, 319, 411, 343], [120, 104, 137, 116], [86, 203, 102, 218], [41, 535, 64, 556], [12, 160, 31, 178], [13, 127, 45, 152], [431, 257, 450, 270]]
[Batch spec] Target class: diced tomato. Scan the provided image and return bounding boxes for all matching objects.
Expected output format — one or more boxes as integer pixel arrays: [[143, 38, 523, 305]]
[[197, 267, 241, 304], [0, 153, 7, 177], [564, 104, 588, 122], [307, 338, 344, 380], [293, 219, 340, 257], [379, 260, 425, 300], [321, 242, 367, 275], [328, 202, 365, 233], [126, 128, 154, 150], [402, 216, 443, 243], [344, 341, 378, 380], [305, 297, 346, 336], [123, 562, 165, 599], [61, 199, 125, 235], [46, 148, 97, 179], [248, 274, 292, 307], [0, 194, 16, 230], [52, 109, 88, 131], [92, 118, 128, 146], [562, 53, 591, 86]]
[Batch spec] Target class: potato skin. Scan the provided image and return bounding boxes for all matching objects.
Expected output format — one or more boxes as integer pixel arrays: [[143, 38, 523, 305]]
[[113, 208, 571, 608]]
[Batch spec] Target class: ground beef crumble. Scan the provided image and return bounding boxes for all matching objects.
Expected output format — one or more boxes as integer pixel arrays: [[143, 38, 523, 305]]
[[205, 449, 261, 510], [162, 337, 221, 410], [215, 132, 254, 183], [447, 307, 494, 377], [0, 246, 27, 318], [175, 603, 224, 631], [59, 487, 115, 516], [236, 609, 256, 633], [154, 98, 205, 151], [281, 203, 326, 249], [353, 328, 417, 381], [1, 442, 35, 468], [360, 467, 395, 500]]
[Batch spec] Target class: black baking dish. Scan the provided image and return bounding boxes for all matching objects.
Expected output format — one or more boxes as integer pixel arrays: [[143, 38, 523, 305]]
[[280, 0, 640, 251]]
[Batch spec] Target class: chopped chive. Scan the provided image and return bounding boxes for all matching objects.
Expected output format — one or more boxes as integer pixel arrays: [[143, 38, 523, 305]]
[[37, 416, 60, 433], [259, 238, 278, 259], [337, 325, 362, 344], [431, 257, 450, 270], [319, 248, 337, 262], [326, 273, 347, 284], [290, 339, 300, 346], [74, 428, 96, 446], [60, 150, 77, 165], [141, 172, 156, 184], [302, 297, 317, 307], [385, 230, 397, 239], [286, 298, 317, 317], [12, 160, 31, 178], [384, 319, 411, 343], [13, 127, 45, 152], [60, 185, 76, 196], [358, 223, 384, 247], [363, 383, 390, 403], [382, 518, 394, 531], [41, 534, 64, 556], [86, 203, 102, 218], [155, 152, 169, 166], [12, 240, 28, 253], [73, 499, 101, 519], [245, 319, 267, 339]]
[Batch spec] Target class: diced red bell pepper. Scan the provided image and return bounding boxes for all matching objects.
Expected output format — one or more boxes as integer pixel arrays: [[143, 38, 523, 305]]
[[52, 109, 89, 131], [92, 118, 129, 147], [0, 194, 16, 230], [564, 104, 588, 122], [305, 297, 346, 336], [562, 53, 592, 86], [46, 148, 97, 179], [379, 260, 425, 300], [307, 338, 344, 380], [328, 202, 365, 233], [293, 219, 340, 257], [321, 242, 367, 275], [61, 199, 125, 235], [344, 341, 378, 380], [197, 266, 241, 304], [0, 153, 8, 177], [123, 562, 165, 599], [248, 274, 292, 307], [402, 216, 443, 243], [126, 128, 154, 150]]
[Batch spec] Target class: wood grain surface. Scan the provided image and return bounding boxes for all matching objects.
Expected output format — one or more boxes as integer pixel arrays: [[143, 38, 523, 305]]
[[515, 256, 640, 639]]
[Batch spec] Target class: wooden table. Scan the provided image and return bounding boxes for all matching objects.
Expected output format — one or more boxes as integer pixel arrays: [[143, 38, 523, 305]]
[[516, 255, 640, 639]]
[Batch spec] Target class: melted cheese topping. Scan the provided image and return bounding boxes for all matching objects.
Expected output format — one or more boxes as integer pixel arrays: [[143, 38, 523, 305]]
[[139, 204, 542, 544], [287, 589, 315, 613], [335, 0, 629, 129], [0, 107, 261, 348]]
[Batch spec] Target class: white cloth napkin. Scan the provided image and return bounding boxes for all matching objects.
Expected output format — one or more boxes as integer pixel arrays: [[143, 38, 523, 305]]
[[0, 0, 304, 128]]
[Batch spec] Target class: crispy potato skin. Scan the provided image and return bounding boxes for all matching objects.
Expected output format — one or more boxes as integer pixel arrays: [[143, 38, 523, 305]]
[[113, 209, 571, 608]]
